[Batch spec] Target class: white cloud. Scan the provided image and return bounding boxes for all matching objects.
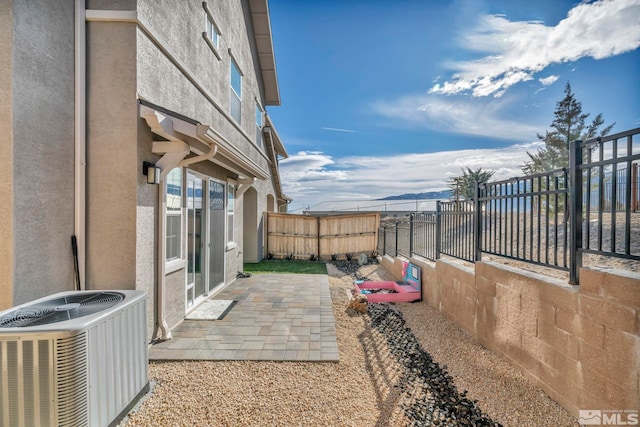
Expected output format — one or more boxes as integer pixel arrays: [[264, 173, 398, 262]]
[[539, 75, 559, 86], [280, 142, 544, 212], [372, 93, 541, 141], [430, 0, 640, 97], [321, 127, 357, 133], [279, 151, 348, 182]]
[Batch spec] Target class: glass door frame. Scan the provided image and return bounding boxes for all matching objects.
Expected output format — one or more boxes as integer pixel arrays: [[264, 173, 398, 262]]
[[208, 177, 227, 295], [185, 171, 207, 310], [184, 171, 228, 312]]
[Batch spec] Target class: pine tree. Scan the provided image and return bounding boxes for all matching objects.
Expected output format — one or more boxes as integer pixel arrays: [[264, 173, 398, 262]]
[[522, 82, 614, 174], [449, 168, 495, 200]]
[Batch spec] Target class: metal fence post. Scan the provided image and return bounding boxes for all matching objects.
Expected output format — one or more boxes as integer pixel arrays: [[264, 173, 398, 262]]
[[569, 139, 583, 285], [435, 201, 441, 260], [474, 181, 482, 262], [382, 226, 386, 256], [409, 213, 414, 257], [632, 162, 638, 212], [395, 221, 400, 257], [382, 225, 387, 255]]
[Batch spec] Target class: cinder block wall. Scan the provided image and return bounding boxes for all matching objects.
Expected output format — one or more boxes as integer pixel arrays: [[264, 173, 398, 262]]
[[380, 255, 640, 417]]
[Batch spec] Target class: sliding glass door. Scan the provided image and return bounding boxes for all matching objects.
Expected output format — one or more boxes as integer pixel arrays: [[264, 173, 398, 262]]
[[186, 172, 205, 308], [185, 172, 226, 309], [209, 179, 226, 290]]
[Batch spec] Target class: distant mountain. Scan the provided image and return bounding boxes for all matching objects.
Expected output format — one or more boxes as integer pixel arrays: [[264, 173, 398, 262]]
[[378, 190, 452, 200]]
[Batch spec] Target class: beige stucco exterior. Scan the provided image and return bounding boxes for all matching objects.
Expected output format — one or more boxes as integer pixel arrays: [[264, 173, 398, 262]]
[[1, 0, 77, 307], [0, 0, 290, 341], [0, 0, 14, 311]]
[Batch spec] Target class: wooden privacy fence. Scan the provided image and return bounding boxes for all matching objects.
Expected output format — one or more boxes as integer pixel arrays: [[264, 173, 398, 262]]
[[266, 212, 380, 260]]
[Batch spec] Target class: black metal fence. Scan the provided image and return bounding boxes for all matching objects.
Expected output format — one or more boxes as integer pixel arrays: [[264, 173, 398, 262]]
[[580, 129, 640, 270], [479, 169, 571, 272], [411, 212, 437, 260], [378, 127, 640, 284]]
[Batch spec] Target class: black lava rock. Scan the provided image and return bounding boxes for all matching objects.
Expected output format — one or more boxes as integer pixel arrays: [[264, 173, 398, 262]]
[[367, 304, 502, 427]]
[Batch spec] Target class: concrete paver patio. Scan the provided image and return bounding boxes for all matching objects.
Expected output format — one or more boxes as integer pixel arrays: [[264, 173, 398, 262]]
[[148, 273, 339, 361]]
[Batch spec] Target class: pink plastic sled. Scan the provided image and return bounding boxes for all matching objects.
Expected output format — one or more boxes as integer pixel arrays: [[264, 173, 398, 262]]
[[354, 261, 422, 303]]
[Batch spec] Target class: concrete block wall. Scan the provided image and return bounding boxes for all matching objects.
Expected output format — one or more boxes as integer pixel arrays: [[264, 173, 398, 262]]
[[380, 255, 640, 417]]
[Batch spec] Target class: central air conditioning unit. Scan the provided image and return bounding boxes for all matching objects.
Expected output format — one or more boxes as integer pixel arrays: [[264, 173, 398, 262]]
[[0, 290, 149, 427]]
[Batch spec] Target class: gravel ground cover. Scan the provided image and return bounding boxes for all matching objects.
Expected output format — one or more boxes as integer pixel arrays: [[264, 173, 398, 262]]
[[124, 261, 577, 427]]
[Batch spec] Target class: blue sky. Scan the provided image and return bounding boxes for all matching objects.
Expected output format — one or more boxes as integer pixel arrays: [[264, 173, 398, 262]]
[[266, 0, 640, 213]]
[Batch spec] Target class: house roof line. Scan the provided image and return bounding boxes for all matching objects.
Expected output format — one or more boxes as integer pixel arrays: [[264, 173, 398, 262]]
[[249, 0, 280, 106]]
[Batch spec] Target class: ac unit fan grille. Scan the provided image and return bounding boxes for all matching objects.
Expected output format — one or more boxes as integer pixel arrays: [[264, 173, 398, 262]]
[[0, 292, 125, 327]]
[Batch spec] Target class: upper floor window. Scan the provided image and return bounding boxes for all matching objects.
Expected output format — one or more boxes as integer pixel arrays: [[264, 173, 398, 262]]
[[202, 2, 222, 60], [256, 104, 263, 149], [206, 17, 220, 49], [230, 59, 242, 123]]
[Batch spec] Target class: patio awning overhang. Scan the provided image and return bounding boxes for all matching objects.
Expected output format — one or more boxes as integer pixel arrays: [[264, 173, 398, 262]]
[[140, 100, 269, 180]]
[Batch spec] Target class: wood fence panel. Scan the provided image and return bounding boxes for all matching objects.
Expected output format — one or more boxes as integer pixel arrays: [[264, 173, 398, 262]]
[[266, 212, 380, 260], [319, 213, 379, 258], [266, 213, 318, 258]]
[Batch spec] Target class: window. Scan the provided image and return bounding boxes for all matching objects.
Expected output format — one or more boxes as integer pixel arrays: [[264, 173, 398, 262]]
[[206, 17, 220, 49], [256, 103, 263, 150], [230, 60, 242, 123], [210, 181, 225, 210], [227, 182, 235, 244], [166, 168, 183, 263], [202, 2, 221, 60]]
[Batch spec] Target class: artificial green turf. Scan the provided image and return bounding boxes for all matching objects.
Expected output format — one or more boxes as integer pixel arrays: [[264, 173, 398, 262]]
[[243, 259, 328, 274]]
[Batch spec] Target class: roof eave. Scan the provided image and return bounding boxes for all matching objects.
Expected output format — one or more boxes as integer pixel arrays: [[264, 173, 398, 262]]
[[249, 0, 280, 106], [265, 115, 288, 158]]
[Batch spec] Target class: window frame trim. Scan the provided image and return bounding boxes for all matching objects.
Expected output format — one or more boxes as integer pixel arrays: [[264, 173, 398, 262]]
[[165, 167, 186, 273], [202, 2, 222, 60], [229, 55, 243, 124], [226, 179, 237, 250], [255, 102, 264, 151]]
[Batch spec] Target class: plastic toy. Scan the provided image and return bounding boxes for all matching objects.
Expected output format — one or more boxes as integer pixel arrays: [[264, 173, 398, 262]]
[[354, 261, 422, 303]]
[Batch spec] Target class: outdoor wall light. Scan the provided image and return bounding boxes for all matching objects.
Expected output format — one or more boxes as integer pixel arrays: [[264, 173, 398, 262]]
[[143, 161, 161, 184]]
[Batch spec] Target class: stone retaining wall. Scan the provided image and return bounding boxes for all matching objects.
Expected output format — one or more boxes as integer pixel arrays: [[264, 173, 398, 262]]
[[380, 255, 640, 417]]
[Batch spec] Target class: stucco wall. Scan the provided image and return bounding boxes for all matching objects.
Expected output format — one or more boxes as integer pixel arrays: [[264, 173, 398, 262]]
[[82, 0, 281, 338], [0, 0, 15, 310], [135, 119, 158, 339], [6, 0, 76, 306], [165, 268, 184, 330], [86, 19, 139, 290], [135, 0, 270, 173], [382, 255, 640, 417]]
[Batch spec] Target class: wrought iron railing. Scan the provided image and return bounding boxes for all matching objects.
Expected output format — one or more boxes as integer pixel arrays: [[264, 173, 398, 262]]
[[479, 170, 570, 271], [410, 212, 437, 261], [396, 221, 411, 259], [377, 127, 640, 285], [579, 128, 640, 269], [440, 200, 476, 263]]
